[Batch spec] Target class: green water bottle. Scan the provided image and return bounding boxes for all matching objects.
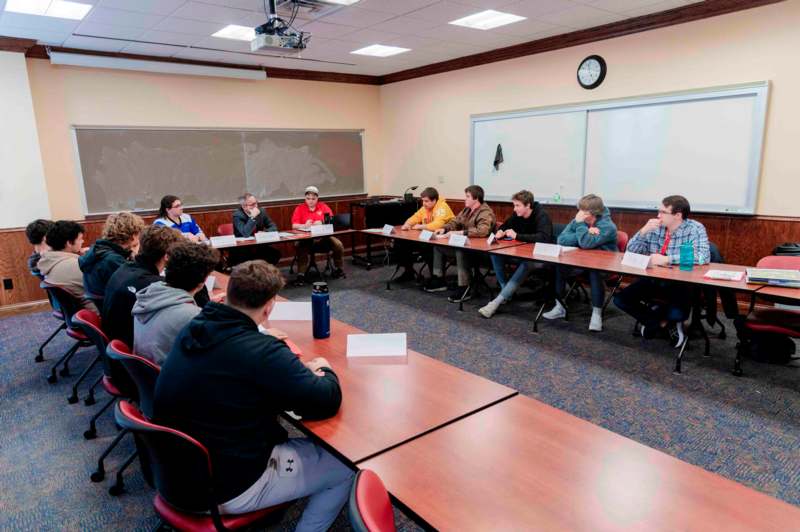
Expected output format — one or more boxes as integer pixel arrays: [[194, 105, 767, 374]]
[[679, 240, 694, 271]]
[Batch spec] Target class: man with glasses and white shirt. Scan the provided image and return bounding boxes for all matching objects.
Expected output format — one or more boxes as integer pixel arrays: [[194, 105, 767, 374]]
[[613, 195, 710, 347]]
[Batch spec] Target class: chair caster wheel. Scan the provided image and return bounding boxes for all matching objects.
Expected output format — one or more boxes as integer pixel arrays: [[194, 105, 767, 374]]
[[35, 354, 44, 363], [84, 429, 97, 440], [59, 368, 71, 377], [108, 484, 124, 496], [67, 394, 79, 404], [84, 396, 96, 406], [47, 374, 57, 384], [90, 470, 104, 482]]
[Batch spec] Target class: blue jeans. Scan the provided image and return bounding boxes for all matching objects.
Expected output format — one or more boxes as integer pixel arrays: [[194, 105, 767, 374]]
[[491, 255, 532, 300], [554, 267, 606, 308]]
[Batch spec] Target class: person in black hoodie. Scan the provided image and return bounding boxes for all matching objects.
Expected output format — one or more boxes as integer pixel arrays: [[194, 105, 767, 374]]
[[230, 193, 281, 266], [153, 260, 352, 529], [102, 225, 184, 345], [479, 190, 554, 318], [79, 212, 145, 305]]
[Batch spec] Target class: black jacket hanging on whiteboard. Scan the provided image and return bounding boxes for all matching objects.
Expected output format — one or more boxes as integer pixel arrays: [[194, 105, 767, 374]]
[[493, 144, 504, 170]]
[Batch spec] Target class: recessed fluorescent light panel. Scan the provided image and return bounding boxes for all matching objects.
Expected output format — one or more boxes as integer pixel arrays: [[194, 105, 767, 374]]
[[212, 24, 256, 41], [449, 10, 526, 30], [350, 44, 410, 57], [5, 0, 92, 20]]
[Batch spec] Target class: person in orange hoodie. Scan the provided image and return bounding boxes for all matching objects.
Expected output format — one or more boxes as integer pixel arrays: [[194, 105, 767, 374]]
[[393, 187, 455, 282]]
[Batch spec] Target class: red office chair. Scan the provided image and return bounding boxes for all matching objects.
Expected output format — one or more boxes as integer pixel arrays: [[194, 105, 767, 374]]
[[734, 255, 800, 376], [31, 270, 67, 363], [114, 401, 287, 531], [217, 223, 234, 236], [40, 283, 93, 383], [602, 230, 629, 310], [69, 309, 110, 405], [349, 470, 396, 532]]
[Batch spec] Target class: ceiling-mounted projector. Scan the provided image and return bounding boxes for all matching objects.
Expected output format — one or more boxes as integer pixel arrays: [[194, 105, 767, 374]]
[[251, 0, 310, 53]]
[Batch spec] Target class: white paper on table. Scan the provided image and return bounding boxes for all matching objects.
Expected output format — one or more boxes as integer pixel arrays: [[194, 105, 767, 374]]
[[533, 243, 561, 257], [448, 233, 468, 247], [347, 333, 407, 358], [204, 275, 216, 293], [704, 270, 744, 281], [364, 228, 384, 233], [255, 231, 281, 243], [486, 233, 496, 246], [278, 232, 295, 238], [269, 302, 313, 321], [381, 224, 394, 235], [419, 230, 433, 241], [561, 246, 578, 253], [310, 224, 334, 237], [621, 251, 651, 270], [210, 235, 236, 248]]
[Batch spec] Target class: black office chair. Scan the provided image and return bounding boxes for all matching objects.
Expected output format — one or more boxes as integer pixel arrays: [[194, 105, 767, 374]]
[[31, 272, 67, 364], [40, 283, 94, 383]]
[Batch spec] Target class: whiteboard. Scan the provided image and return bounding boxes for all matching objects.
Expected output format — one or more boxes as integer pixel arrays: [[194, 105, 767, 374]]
[[473, 110, 586, 203], [471, 82, 768, 214]]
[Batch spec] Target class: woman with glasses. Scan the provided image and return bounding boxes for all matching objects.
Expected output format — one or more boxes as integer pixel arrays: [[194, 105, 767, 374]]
[[154, 194, 207, 242]]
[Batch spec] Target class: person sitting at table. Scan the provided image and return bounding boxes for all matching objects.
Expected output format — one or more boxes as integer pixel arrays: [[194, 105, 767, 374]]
[[38, 220, 97, 312], [613, 195, 710, 347], [153, 260, 352, 529], [132, 241, 220, 365], [540, 194, 618, 331], [291, 185, 345, 285], [395, 186, 455, 282], [25, 218, 53, 276], [79, 211, 145, 302], [425, 185, 496, 302], [153, 194, 207, 242], [230, 193, 281, 266], [478, 190, 553, 318]]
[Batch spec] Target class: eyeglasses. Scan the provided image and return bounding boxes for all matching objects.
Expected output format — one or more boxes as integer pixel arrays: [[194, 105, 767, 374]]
[[657, 208, 673, 215]]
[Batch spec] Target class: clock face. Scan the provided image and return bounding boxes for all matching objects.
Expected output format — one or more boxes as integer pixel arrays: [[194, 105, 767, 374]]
[[577, 55, 606, 89]]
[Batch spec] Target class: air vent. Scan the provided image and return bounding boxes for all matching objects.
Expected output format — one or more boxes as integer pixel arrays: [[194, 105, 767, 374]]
[[276, 0, 343, 19]]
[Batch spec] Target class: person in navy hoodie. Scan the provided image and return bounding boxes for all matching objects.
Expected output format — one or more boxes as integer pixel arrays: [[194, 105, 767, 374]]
[[153, 195, 207, 242]]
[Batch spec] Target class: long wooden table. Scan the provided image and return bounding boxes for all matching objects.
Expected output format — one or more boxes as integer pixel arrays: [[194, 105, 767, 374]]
[[364, 227, 526, 252], [211, 272, 517, 465], [755, 284, 800, 303], [212, 228, 355, 249], [360, 394, 800, 531]]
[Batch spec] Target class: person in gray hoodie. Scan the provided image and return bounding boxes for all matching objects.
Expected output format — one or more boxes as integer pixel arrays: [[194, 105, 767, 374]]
[[38, 220, 97, 312], [132, 242, 220, 365], [543, 194, 618, 331]]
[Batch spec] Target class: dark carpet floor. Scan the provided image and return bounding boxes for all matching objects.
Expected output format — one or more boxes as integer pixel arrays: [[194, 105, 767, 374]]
[[2, 260, 799, 530]]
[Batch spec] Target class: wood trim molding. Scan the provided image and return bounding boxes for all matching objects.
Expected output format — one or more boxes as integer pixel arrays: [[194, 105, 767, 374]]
[[0, 36, 37, 53], [380, 0, 786, 84], [0, 300, 50, 318]]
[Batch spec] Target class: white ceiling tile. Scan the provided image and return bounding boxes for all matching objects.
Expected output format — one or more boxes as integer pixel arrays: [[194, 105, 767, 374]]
[[221, 51, 271, 65], [339, 27, 402, 45], [173, 47, 230, 62], [121, 42, 183, 56], [192, 35, 252, 52], [74, 21, 145, 40], [538, 4, 625, 28], [450, 0, 520, 8], [577, 0, 668, 13], [196, 0, 263, 11], [299, 20, 358, 39], [621, 0, 688, 17], [354, 0, 441, 15], [0, 24, 70, 45], [154, 17, 226, 36], [489, 17, 564, 37], [318, 6, 396, 26], [501, 0, 580, 18], [368, 15, 441, 35], [63, 35, 129, 52], [403, 1, 484, 24], [170, 1, 263, 25], [83, 6, 164, 28], [98, 0, 186, 16], [386, 34, 443, 49], [0, 12, 81, 33], [412, 22, 523, 47], [139, 29, 203, 46]]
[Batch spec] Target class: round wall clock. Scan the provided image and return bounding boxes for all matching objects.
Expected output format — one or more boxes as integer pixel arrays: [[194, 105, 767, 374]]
[[577, 55, 606, 89]]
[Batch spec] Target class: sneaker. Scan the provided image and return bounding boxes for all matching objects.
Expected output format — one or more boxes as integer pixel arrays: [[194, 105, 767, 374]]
[[423, 276, 447, 292], [667, 322, 686, 348], [331, 268, 346, 279], [589, 308, 603, 332], [395, 269, 416, 283], [639, 323, 659, 339], [542, 300, 566, 320], [478, 298, 502, 319], [293, 274, 305, 287], [448, 287, 471, 303]]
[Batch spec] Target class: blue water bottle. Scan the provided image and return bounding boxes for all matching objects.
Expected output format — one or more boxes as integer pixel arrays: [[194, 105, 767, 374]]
[[311, 282, 330, 339], [679, 240, 694, 271]]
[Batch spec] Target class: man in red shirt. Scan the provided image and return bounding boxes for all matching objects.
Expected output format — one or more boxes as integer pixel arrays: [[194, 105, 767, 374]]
[[291, 186, 345, 285]]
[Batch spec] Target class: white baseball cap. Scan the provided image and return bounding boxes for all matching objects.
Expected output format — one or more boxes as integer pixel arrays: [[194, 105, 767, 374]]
[[304, 186, 320, 195]]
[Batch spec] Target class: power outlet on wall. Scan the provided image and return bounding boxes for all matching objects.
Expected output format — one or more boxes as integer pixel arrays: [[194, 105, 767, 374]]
[[3, 279, 12, 290], [438, 175, 445, 184]]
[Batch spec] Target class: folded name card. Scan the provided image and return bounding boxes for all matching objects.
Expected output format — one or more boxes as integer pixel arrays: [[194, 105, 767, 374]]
[[621, 251, 650, 270], [347, 333, 407, 358], [533, 243, 561, 257], [269, 301, 312, 321], [310, 224, 334, 237], [486, 233, 496, 246], [210, 235, 236, 248], [204, 275, 216, 293], [381, 224, 394, 235], [448, 233, 468, 247], [419, 230, 433, 241], [255, 231, 281, 243]]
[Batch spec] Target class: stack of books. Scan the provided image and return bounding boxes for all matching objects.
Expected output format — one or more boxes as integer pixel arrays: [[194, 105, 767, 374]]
[[745, 268, 800, 288]]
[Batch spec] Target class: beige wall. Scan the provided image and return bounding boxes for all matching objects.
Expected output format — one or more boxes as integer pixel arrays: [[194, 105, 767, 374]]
[[26, 59, 383, 221], [379, 0, 800, 217]]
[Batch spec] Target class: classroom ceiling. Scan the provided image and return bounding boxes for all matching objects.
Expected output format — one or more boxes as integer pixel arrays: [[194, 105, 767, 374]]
[[0, 0, 703, 76]]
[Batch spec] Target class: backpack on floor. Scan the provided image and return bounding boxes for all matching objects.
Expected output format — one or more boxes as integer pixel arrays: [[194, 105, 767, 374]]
[[743, 331, 798, 365], [772, 243, 800, 256]]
